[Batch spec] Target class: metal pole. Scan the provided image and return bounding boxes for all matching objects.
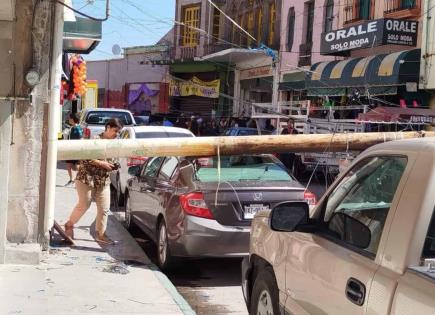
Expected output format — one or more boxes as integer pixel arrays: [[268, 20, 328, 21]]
[[42, 0, 64, 247]]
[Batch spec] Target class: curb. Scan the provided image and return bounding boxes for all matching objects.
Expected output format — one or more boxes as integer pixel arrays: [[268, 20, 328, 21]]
[[149, 265, 196, 315], [111, 211, 196, 315]]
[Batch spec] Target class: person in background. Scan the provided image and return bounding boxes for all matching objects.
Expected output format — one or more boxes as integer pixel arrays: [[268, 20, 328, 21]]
[[64, 118, 123, 245], [279, 118, 300, 175], [190, 115, 199, 136], [65, 113, 83, 186], [163, 116, 174, 127], [264, 119, 275, 132], [281, 117, 299, 135]]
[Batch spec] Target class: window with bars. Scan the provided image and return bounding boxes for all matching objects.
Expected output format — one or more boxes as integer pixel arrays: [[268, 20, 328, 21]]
[[268, 2, 276, 46], [257, 8, 263, 44], [324, 0, 334, 32], [182, 6, 200, 47], [306, 1, 315, 44], [344, 0, 372, 24], [212, 6, 221, 41], [287, 7, 295, 51], [247, 10, 255, 46]]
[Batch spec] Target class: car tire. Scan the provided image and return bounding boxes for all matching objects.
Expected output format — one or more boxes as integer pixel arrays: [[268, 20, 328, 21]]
[[250, 268, 280, 315], [124, 192, 134, 231], [114, 174, 125, 211], [156, 220, 174, 271]]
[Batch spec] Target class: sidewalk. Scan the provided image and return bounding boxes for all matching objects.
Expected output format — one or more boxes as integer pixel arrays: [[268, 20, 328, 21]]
[[0, 166, 195, 315]]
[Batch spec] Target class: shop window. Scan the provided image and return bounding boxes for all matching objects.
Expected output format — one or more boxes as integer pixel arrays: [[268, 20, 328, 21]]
[[268, 2, 276, 46], [212, 6, 221, 41], [182, 5, 200, 47], [287, 7, 295, 51], [324, 0, 334, 33]]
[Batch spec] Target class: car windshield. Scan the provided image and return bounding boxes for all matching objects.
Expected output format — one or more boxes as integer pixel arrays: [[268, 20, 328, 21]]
[[86, 111, 133, 125], [194, 155, 293, 182], [135, 132, 193, 138]]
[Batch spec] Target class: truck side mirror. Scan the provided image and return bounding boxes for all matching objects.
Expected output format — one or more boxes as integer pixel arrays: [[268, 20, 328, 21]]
[[328, 212, 371, 250], [270, 202, 310, 232]]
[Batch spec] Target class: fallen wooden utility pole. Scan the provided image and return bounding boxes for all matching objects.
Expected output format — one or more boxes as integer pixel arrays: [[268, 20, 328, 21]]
[[57, 131, 435, 160]]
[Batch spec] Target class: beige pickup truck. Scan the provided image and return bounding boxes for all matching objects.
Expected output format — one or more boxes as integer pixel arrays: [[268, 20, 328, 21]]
[[242, 137, 435, 315]]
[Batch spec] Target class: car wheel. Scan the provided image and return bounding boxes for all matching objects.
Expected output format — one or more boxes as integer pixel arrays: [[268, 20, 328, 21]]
[[250, 268, 280, 315], [157, 220, 173, 271], [124, 193, 133, 230]]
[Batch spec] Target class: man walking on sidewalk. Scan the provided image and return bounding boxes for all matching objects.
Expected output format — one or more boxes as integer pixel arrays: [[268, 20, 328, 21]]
[[64, 118, 122, 245]]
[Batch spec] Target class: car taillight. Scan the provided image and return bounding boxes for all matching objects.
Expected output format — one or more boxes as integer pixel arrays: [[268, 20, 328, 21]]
[[127, 156, 147, 167], [304, 191, 317, 206], [84, 127, 91, 139], [180, 192, 214, 219]]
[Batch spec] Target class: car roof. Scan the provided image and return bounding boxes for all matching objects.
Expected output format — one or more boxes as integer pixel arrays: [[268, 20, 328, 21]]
[[125, 125, 195, 135], [84, 108, 132, 113], [365, 137, 435, 154]]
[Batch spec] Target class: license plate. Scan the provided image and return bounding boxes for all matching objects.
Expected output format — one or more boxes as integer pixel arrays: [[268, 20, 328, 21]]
[[243, 204, 270, 219]]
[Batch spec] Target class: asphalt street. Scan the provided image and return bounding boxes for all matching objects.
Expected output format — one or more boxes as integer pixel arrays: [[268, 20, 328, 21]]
[[127, 179, 327, 315]]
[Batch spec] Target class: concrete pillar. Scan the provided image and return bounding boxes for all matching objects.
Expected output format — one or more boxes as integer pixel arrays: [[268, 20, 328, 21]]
[[0, 102, 12, 264]]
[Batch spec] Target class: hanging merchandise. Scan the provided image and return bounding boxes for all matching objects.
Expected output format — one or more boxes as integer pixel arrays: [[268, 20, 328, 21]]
[[70, 54, 87, 97]]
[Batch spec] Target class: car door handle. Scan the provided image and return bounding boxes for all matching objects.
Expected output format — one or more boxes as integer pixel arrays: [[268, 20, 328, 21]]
[[345, 278, 365, 306]]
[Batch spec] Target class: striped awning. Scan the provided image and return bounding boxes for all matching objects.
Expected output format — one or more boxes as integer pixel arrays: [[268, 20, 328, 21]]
[[307, 49, 420, 96]]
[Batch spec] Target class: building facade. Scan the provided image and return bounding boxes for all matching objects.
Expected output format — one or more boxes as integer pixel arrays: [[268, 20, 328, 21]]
[[297, 0, 426, 110], [171, 0, 282, 119], [278, 0, 341, 103], [86, 45, 171, 115]]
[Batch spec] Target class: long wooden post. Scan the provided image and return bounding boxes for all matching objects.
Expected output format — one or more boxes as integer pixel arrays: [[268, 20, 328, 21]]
[[57, 131, 435, 160]]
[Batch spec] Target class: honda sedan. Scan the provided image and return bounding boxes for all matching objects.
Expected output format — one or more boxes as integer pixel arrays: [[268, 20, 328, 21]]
[[125, 154, 316, 270]]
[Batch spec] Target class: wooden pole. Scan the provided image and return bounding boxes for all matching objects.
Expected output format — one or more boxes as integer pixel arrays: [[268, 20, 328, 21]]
[[57, 131, 435, 160]]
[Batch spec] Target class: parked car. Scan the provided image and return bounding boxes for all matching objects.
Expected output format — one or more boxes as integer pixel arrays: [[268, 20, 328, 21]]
[[242, 137, 435, 315], [224, 127, 272, 136], [125, 154, 317, 270], [79, 108, 136, 139], [133, 115, 150, 126], [110, 126, 194, 211]]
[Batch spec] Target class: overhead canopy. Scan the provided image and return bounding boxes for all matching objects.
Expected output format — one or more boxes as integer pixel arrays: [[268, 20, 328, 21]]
[[63, 17, 102, 54], [197, 48, 270, 64], [279, 72, 306, 91], [307, 49, 421, 96], [358, 106, 435, 124]]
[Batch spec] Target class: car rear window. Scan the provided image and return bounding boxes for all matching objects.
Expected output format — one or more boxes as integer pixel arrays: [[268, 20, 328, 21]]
[[135, 132, 193, 138], [195, 155, 293, 182], [86, 111, 133, 125]]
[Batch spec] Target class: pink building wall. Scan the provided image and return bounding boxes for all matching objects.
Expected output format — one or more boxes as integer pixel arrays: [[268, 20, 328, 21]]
[[86, 52, 169, 110], [279, 0, 340, 75]]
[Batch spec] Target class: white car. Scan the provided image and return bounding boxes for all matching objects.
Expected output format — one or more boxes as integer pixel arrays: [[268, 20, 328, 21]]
[[79, 108, 136, 139], [110, 126, 195, 210]]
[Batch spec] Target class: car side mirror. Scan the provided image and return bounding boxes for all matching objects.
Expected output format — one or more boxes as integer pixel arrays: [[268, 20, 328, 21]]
[[327, 212, 371, 249], [128, 165, 141, 177], [270, 202, 310, 232]]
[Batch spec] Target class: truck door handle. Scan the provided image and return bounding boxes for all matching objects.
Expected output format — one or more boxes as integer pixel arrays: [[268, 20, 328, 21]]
[[345, 278, 365, 306]]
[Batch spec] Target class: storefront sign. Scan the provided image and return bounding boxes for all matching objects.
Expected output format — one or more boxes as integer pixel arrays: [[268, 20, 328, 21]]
[[410, 115, 435, 124], [321, 19, 418, 55], [169, 76, 220, 98], [240, 66, 273, 80]]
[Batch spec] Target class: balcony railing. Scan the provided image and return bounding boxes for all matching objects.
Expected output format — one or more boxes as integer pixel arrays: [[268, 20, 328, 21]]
[[384, 0, 420, 16], [344, 0, 371, 24], [298, 42, 312, 67], [179, 46, 198, 60]]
